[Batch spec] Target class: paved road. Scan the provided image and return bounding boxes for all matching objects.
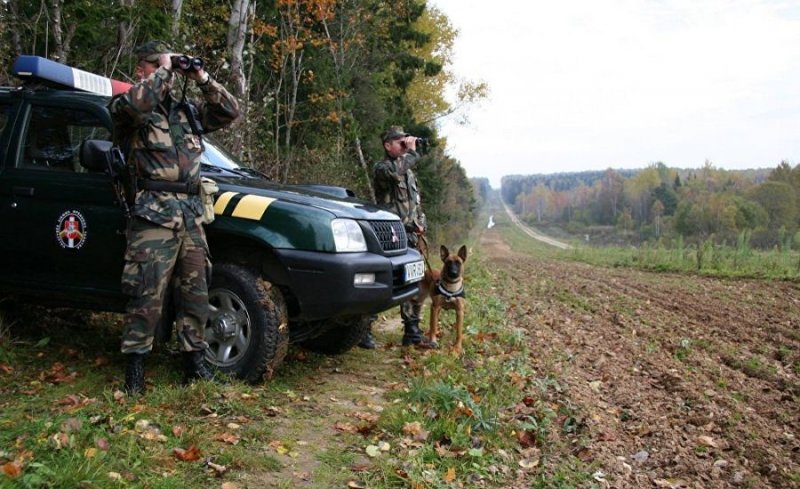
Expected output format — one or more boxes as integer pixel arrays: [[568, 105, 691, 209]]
[[501, 201, 572, 250]]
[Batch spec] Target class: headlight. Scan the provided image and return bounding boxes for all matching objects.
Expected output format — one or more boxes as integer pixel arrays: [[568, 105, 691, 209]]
[[331, 218, 367, 252]]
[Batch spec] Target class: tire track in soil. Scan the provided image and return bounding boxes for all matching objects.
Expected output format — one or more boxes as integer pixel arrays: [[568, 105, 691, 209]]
[[480, 230, 800, 488]]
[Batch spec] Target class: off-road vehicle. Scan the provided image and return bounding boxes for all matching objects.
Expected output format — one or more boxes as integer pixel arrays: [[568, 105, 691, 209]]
[[0, 56, 425, 382]]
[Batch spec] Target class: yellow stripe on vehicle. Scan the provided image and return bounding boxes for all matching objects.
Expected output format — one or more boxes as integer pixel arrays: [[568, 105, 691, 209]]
[[231, 194, 276, 221], [214, 191, 238, 215]]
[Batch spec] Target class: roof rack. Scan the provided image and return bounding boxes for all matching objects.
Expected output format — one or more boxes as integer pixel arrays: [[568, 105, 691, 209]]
[[12, 55, 131, 96]]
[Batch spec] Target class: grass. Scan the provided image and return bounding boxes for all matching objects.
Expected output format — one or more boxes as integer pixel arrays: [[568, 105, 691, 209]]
[[492, 198, 800, 281], [567, 239, 800, 280], [0, 204, 603, 488]]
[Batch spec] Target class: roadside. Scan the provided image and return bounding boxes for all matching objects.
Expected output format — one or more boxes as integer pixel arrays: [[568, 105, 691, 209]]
[[501, 200, 572, 250]]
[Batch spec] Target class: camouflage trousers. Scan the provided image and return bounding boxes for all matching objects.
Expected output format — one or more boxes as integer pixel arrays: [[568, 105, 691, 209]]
[[400, 299, 423, 326], [121, 217, 209, 354]]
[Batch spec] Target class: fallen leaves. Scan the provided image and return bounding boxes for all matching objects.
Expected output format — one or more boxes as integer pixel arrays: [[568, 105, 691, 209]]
[[172, 425, 185, 437], [332, 420, 354, 432], [402, 421, 429, 441], [365, 441, 390, 458], [38, 362, 77, 384], [1, 461, 22, 479], [173, 446, 202, 462], [55, 394, 96, 412], [214, 432, 240, 445]]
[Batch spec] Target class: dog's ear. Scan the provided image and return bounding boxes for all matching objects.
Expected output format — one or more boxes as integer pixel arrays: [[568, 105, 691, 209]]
[[440, 245, 449, 262], [458, 245, 467, 262]]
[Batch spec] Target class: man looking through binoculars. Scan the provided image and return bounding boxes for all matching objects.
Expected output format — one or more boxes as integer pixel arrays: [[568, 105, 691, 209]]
[[109, 40, 240, 395], [359, 126, 437, 350]]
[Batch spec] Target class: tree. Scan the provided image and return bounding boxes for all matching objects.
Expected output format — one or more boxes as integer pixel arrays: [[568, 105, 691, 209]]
[[750, 181, 797, 232]]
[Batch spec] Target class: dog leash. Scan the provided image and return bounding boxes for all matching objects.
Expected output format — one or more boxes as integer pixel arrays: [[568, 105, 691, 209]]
[[417, 232, 434, 273]]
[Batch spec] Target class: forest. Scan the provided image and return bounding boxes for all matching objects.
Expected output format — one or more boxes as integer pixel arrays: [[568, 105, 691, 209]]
[[501, 160, 800, 249], [0, 0, 484, 245]]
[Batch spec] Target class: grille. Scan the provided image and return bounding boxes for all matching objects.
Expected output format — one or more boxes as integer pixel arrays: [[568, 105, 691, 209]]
[[368, 220, 407, 252]]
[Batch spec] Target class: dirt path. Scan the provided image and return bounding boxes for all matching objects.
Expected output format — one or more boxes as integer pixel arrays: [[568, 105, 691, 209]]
[[502, 201, 572, 249], [480, 230, 800, 488]]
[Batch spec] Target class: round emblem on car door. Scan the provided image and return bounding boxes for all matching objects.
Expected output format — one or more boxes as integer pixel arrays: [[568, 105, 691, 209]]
[[55, 210, 88, 249]]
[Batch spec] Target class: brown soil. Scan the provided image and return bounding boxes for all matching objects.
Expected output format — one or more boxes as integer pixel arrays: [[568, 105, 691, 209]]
[[480, 230, 800, 488]]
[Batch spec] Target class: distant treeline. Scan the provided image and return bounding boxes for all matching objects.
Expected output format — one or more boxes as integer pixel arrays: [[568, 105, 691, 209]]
[[499, 161, 800, 249]]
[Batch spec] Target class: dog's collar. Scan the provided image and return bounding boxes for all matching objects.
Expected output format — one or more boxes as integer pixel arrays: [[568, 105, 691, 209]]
[[435, 280, 465, 300]]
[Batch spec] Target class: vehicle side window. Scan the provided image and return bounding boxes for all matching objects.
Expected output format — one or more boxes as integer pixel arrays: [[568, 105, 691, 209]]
[[20, 105, 110, 172], [0, 102, 10, 138]]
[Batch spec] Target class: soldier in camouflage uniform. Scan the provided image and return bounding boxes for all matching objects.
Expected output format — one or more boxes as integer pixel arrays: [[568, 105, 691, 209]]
[[365, 126, 436, 349], [109, 41, 240, 394]]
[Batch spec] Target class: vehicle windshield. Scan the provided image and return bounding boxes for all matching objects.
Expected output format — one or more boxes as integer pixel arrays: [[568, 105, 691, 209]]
[[200, 137, 243, 171]]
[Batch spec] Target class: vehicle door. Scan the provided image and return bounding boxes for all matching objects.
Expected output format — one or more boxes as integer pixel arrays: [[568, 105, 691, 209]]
[[0, 97, 127, 298]]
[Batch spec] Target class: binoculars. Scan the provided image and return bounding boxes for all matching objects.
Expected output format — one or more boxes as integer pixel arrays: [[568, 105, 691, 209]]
[[171, 55, 204, 72], [401, 137, 429, 147]]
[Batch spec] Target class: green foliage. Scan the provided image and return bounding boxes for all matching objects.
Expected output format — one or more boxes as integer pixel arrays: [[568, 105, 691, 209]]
[[502, 159, 799, 250], [0, 0, 481, 240]]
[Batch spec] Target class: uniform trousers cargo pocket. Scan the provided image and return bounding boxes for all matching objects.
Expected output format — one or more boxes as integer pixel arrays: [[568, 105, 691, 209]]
[[121, 250, 158, 297]]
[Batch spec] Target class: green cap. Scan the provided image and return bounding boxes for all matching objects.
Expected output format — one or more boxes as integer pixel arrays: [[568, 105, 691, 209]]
[[134, 40, 172, 62], [382, 126, 408, 142]]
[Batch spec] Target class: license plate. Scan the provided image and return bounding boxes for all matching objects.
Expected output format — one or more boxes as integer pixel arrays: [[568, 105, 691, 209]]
[[404, 261, 425, 283]]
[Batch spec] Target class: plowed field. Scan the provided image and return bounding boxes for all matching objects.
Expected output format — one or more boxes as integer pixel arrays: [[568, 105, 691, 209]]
[[481, 229, 800, 488]]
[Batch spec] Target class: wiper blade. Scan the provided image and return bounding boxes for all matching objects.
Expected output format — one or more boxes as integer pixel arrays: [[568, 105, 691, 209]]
[[200, 163, 224, 173], [233, 166, 270, 179]]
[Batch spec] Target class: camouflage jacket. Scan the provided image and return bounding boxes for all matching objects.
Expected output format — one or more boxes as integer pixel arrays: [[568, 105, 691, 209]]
[[108, 66, 240, 229], [373, 150, 425, 231]]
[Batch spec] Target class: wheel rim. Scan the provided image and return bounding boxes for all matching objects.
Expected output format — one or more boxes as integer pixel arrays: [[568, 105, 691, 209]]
[[205, 287, 251, 368]]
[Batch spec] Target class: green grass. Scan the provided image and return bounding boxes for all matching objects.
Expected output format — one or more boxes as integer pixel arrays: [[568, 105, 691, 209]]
[[491, 197, 800, 280], [566, 240, 800, 280], [0, 204, 600, 488]]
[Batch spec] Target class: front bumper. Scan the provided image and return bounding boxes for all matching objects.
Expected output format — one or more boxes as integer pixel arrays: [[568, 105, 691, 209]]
[[273, 248, 423, 320]]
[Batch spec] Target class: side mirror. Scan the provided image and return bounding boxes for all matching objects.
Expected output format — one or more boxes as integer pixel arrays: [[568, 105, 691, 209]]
[[79, 139, 113, 172]]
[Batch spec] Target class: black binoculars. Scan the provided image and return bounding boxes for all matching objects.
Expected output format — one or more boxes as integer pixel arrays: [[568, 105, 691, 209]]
[[402, 137, 429, 147], [171, 55, 204, 72]]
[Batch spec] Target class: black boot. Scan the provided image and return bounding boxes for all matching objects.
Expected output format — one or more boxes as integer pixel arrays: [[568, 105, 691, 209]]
[[358, 326, 376, 349], [183, 350, 214, 384], [124, 353, 146, 395], [401, 320, 438, 349]]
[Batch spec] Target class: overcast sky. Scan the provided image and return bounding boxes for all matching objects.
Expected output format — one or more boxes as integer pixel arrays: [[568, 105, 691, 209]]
[[430, 0, 800, 187]]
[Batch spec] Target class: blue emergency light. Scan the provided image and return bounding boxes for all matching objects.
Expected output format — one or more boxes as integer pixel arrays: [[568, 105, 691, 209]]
[[12, 55, 131, 96]]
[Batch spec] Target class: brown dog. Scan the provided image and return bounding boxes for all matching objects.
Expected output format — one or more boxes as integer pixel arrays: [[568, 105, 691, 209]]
[[419, 245, 467, 354]]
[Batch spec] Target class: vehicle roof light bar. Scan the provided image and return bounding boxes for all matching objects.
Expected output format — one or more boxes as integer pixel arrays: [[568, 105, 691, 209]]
[[12, 55, 131, 96]]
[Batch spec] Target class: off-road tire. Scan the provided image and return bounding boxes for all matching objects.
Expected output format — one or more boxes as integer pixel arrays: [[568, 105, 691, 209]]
[[300, 314, 373, 355], [204, 262, 289, 383]]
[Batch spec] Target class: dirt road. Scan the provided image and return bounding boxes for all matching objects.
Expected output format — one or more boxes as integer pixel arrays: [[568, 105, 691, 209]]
[[501, 201, 572, 249], [480, 229, 800, 488]]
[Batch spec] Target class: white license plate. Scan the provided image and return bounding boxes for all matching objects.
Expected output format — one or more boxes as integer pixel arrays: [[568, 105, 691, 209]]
[[404, 261, 425, 283]]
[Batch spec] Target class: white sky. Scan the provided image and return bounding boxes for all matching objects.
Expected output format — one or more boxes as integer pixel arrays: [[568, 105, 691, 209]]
[[431, 0, 800, 187]]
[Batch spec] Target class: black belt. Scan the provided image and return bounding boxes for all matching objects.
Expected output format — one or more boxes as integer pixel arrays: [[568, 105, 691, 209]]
[[138, 179, 199, 195]]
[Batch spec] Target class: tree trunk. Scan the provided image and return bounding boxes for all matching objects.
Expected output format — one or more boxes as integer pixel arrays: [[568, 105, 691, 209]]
[[50, 0, 66, 62], [354, 138, 376, 204], [227, 0, 249, 98], [226, 0, 250, 155], [111, 0, 136, 78], [8, 0, 22, 56], [171, 0, 183, 37]]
